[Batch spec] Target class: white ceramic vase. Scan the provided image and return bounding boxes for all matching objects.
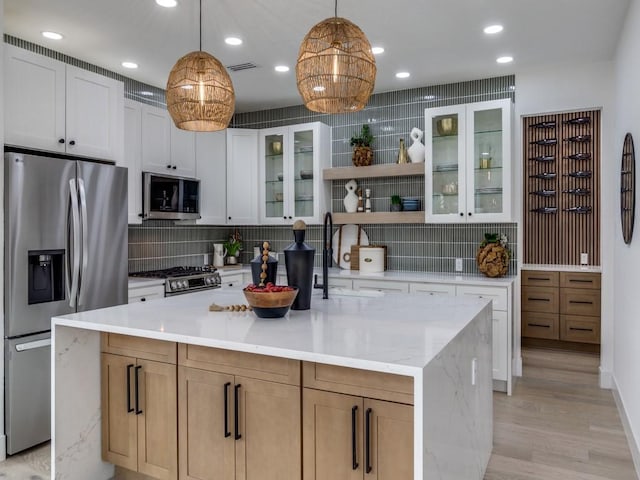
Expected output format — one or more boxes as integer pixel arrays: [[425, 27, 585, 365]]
[[343, 179, 359, 213], [407, 127, 425, 163]]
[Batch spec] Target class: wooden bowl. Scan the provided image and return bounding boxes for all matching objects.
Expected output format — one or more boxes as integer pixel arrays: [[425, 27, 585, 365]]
[[242, 287, 299, 318]]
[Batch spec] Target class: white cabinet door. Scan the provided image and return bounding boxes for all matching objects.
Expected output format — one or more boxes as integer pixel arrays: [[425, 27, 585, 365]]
[[409, 283, 456, 295], [141, 105, 172, 174], [196, 131, 227, 225], [219, 272, 243, 288], [226, 128, 258, 225], [170, 125, 196, 177], [124, 100, 143, 224], [65, 65, 124, 162], [352, 279, 409, 293], [425, 99, 512, 223], [128, 284, 165, 303], [455, 285, 507, 311], [4, 45, 66, 153], [492, 310, 508, 381]]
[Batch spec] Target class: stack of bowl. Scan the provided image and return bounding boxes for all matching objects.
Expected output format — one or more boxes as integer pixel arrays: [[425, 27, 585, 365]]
[[401, 197, 421, 211]]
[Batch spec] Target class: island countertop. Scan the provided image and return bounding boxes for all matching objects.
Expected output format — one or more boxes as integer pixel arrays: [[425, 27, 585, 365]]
[[53, 288, 492, 376]]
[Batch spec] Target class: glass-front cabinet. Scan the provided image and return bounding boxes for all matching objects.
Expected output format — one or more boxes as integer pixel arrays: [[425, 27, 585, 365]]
[[259, 122, 331, 224], [425, 99, 512, 223]]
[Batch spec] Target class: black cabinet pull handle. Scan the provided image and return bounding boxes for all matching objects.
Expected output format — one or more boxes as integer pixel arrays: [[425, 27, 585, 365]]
[[528, 323, 550, 328], [459, 212, 464, 216], [58, 138, 65, 144], [172, 166, 177, 169], [528, 276, 551, 281], [134, 365, 143, 415], [140, 297, 146, 302], [570, 326, 594, 332], [224, 382, 231, 438], [569, 300, 593, 305], [167, 165, 172, 169], [569, 279, 593, 283], [283, 216, 287, 219], [234, 384, 241, 440], [365, 408, 372, 474], [528, 297, 550, 302], [69, 140, 76, 146], [351, 405, 358, 470], [126, 364, 134, 413], [468, 212, 472, 216]]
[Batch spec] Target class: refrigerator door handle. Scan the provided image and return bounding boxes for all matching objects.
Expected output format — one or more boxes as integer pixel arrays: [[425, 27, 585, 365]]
[[15, 338, 52, 352], [77, 178, 89, 307], [68, 179, 80, 308]]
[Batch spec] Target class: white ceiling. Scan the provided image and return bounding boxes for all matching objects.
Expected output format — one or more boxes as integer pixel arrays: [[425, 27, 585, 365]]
[[4, 0, 630, 113]]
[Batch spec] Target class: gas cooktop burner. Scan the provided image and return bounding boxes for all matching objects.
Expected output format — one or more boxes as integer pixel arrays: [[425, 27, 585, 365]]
[[130, 266, 222, 296], [130, 265, 217, 279]]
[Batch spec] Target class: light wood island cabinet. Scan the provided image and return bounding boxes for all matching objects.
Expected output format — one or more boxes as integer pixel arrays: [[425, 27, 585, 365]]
[[101, 334, 178, 480]]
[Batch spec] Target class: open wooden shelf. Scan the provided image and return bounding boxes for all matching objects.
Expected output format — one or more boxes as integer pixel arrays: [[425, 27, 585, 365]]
[[323, 163, 425, 180], [332, 211, 425, 224]]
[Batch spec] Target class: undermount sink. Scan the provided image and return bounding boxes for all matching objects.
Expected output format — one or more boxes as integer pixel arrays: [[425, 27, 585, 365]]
[[326, 288, 385, 298]]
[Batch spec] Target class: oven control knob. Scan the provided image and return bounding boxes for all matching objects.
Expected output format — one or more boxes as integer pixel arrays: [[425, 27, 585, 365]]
[[170, 281, 178, 290], [180, 281, 188, 289]]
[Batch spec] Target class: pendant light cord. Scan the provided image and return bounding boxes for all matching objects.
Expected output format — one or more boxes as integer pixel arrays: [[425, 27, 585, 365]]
[[334, 0, 338, 17], [199, 0, 202, 51]]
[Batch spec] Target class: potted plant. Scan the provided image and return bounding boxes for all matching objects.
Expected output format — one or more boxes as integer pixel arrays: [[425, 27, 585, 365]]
[[350, 124, 374, 166], [223, 231, 243, 265], [390, 195, 402, 212]]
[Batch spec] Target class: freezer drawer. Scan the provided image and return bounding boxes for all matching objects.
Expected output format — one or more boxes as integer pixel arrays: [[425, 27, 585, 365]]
[[5, 332, 51, 454]]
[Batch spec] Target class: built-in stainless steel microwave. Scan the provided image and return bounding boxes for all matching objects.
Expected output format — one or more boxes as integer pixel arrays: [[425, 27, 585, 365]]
[[142, 172, 201, 220]]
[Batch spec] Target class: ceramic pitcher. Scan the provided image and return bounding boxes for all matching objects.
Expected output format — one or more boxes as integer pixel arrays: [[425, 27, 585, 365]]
[[407, 127, 425, 163]]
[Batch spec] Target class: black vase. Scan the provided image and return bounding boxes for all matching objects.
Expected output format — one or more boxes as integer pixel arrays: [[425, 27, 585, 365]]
[[250, 250, 278, 286], [284, 229, 315, 310]]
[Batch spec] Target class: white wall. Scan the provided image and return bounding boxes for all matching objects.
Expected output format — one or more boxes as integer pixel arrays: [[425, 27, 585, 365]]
[[613, 0, 640, 470], [514, 61, 616, 387]]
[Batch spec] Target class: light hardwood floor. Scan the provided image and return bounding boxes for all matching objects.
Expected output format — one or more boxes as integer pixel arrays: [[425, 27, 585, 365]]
[[485, 348, 638, 480], [1, 348, 637, 480]]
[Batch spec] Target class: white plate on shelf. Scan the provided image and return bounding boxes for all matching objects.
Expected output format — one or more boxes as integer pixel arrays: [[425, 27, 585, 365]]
[[332, 224, 369, 269]]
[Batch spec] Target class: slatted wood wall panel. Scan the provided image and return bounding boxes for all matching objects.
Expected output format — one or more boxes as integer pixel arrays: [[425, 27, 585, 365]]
[[523, 110, 601, 265]]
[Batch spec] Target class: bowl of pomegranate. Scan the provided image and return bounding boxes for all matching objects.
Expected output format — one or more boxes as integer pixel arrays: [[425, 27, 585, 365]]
[[242, 283, 299, 318]]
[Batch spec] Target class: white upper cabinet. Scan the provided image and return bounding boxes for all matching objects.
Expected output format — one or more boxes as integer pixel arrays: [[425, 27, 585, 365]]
[[226, 129, 259, 225], [123, 100, 143, 224], [195, 131, 227, 225], [141, 104, 196, 177], [425, 99, 512, 223], [4, 45, 124, 162], [258, 122, 331, 225]]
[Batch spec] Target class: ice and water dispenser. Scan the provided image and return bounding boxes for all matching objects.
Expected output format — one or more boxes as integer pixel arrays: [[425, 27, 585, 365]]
[[27, 250, 64, 304]]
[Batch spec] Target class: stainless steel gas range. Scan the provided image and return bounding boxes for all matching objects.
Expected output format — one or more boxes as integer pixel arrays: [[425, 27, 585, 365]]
[[130, 266, 222, 296]]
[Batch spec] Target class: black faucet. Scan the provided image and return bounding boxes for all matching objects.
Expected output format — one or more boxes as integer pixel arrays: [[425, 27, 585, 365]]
[[313, 212, 333, 299]]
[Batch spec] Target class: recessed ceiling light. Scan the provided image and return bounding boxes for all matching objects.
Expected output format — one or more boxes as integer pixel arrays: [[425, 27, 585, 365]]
[[371, 46, 384, 55], [122, 61, 138, 69], [313, 86, 326, 92], [395, 71, 410, 79], [225, 37, 243, 46], [496, 56, 513, 64], [155, 0, 177, 7], [139, 91, 154, 96], [42, 31, 63, 40], [483, 25, 503, 34], [275, 65, 290, 73]]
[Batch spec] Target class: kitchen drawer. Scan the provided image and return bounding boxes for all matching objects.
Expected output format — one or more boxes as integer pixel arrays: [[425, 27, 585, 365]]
[[560, 272, 601, 290], [521, 286, 559, 313], [352, 279, 410, 293], [409, 282, 456, 296], [560, 315, 600, 344], [522, 270, 559, 287], [302, 361, 413, 405], [101, 333, 177, 364], [220, 272, 243, 288], [521, 312, 559, 340], [560, 288, 601, 316], [456, 285, 507, 312], [177, 344, 300, 385], [128, 284, 165, 303]]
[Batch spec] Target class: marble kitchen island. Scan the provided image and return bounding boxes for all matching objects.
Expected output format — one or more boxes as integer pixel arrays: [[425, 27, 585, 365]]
[[51, 288, 493, 480]]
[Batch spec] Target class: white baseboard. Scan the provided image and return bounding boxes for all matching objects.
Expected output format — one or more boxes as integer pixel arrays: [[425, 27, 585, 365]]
[[611, 376, 640, 479], [0, 434, 6, 461], [599, 366, 613, 389]]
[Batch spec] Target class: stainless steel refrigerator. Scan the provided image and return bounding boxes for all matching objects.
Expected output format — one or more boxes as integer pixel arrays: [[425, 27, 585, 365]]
[[4, 151, 128, 454]]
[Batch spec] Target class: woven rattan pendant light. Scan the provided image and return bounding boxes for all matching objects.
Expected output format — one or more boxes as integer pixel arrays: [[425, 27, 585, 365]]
[[166, 0, 235, 131], [296, 0, 376, 113]]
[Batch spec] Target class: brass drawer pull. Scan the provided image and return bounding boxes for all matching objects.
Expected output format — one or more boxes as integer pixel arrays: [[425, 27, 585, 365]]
[[569, 300, 593, 304], [528, 323, 551, 328], [569, 327, 593, 332]]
